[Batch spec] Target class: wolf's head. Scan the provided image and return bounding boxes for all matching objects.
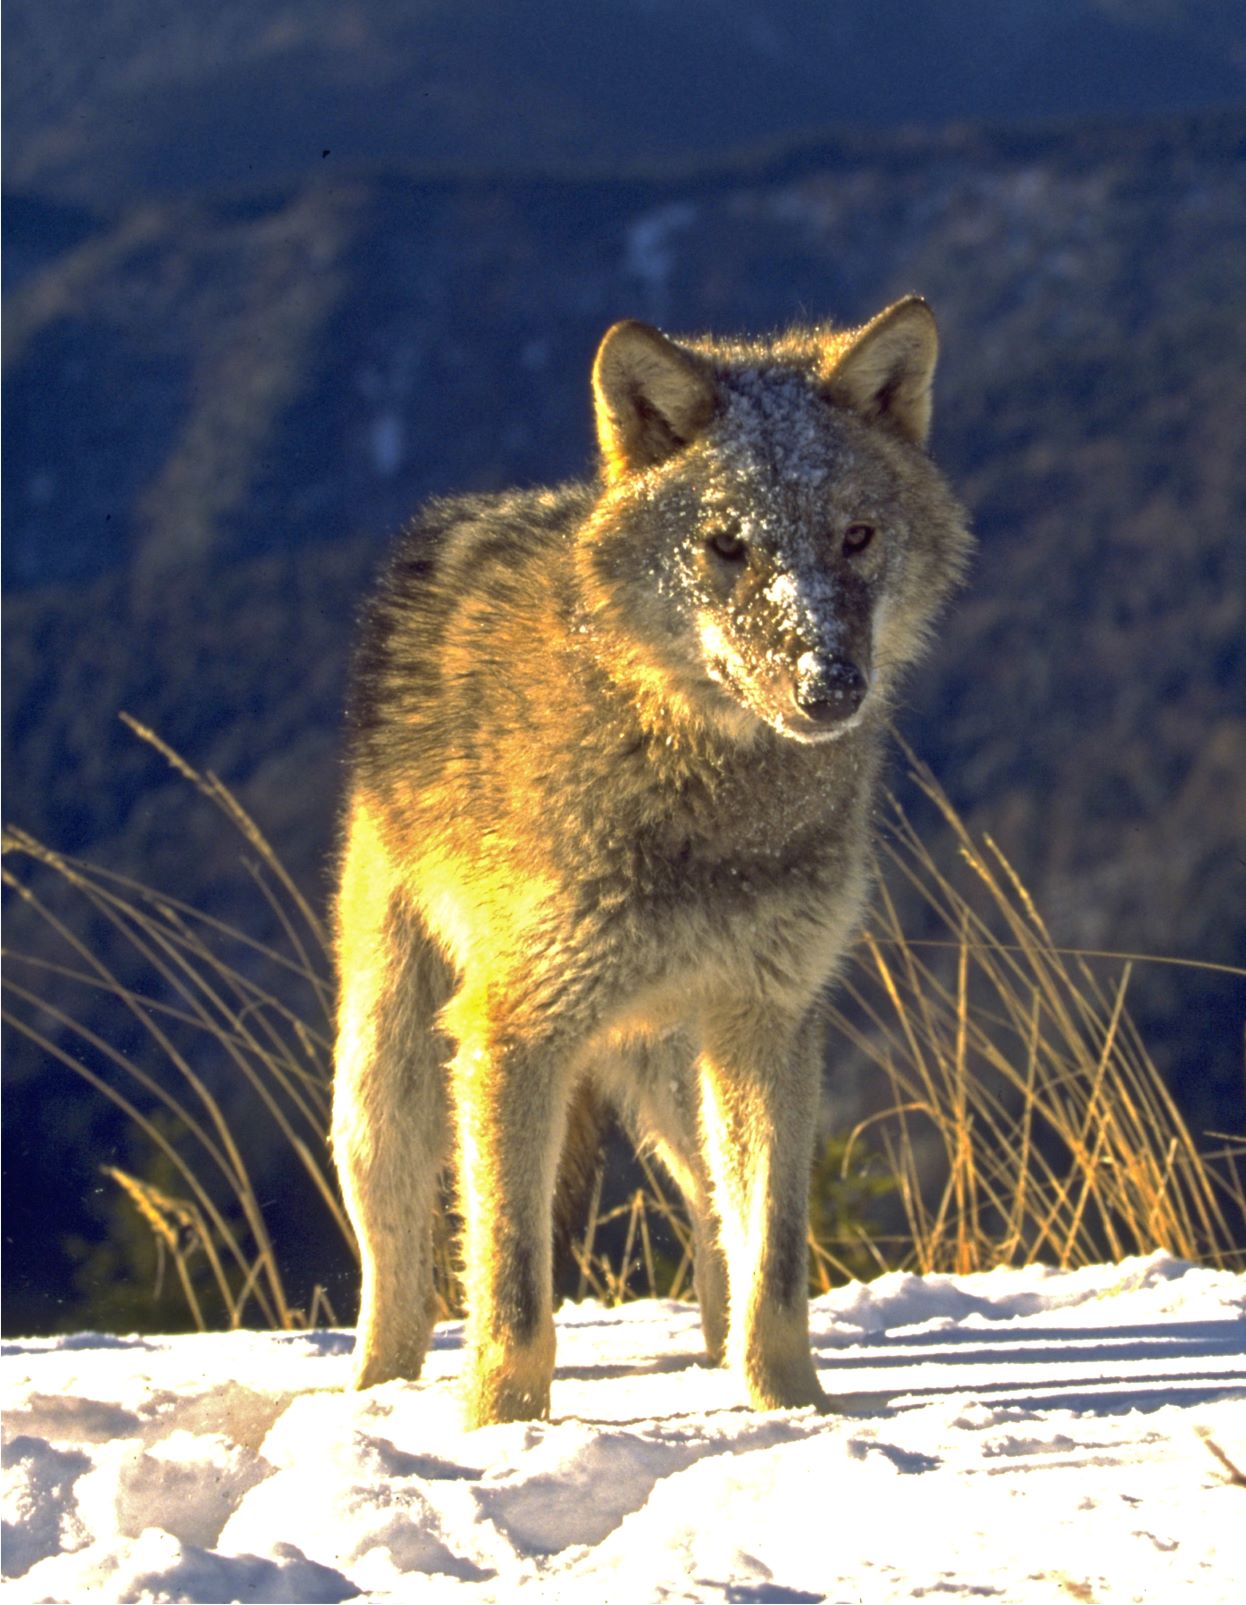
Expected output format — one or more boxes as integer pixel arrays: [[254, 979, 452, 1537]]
[[578, 298, 971, 745]]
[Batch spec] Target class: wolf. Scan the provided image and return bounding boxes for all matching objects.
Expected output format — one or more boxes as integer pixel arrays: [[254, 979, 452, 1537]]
[[332, 295, 971, 1426]]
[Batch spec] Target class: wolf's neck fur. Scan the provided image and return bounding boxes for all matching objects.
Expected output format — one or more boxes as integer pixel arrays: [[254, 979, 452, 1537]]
[[550, 571, 878, 865]]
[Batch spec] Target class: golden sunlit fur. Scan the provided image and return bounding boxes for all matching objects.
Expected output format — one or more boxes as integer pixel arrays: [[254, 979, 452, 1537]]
[[332, 298, 971, 1426]]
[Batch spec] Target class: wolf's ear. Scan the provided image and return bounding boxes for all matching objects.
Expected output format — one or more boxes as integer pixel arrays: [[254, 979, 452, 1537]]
[[593, 321, 718, 483], [822, 296, 938, 447]]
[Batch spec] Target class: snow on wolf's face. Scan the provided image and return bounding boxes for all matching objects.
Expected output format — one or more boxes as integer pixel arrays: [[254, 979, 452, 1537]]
[[665, 371, 902, 744]]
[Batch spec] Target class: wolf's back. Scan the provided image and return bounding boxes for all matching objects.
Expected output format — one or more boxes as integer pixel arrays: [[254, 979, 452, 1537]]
[[343, 483, 592, 796]]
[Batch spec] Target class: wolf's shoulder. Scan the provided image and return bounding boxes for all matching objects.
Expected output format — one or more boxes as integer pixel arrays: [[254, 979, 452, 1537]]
[[386, 481, 594, 591], [345, 480, 594, 755]]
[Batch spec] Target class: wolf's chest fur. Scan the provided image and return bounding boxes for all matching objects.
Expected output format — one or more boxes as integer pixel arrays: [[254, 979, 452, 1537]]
[[540, 692, 877, 950]]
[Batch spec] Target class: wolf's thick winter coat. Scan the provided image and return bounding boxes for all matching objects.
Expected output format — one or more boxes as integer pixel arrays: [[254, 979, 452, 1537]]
[[332, 297, 971, 1425]]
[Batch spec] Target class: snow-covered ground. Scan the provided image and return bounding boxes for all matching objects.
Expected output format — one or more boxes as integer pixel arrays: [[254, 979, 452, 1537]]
[[4, 1252, 1244, 1603]]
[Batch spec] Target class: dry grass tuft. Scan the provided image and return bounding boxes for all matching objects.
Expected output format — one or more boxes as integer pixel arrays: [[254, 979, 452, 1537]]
[[822, 743, 1246, 1279], [3, 716, 349, 1330]]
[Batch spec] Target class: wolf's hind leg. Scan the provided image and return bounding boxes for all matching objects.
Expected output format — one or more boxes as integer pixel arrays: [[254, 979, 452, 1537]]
[[618, 1040, 729, 1365], [686, 1180, 729, 1364], [332, 820, 452, 1389]]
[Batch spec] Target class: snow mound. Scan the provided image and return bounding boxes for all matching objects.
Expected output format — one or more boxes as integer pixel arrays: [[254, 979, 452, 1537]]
[[4, 1252, 1244, 1602]]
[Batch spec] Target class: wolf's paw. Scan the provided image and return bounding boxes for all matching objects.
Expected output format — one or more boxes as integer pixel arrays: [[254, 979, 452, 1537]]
[[697, 1303, 728, 1366], [461, 1329, 555, 1428], [350, 1355, 424, 1391], [462, 1369, 552, 1429], [745, 1357, 829, 1414], [349, 1327, 430, 1391]]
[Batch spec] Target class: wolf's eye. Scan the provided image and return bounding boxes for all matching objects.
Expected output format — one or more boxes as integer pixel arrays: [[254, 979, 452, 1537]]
[[842, 522, 876, 556], [708, 529, 747, 562]]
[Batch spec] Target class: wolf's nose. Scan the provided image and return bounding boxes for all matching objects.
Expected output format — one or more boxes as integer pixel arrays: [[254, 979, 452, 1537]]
[[794, 659, 867, 725]]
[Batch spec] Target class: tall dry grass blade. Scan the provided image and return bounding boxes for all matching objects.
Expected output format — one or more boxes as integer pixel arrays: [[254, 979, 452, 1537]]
[[119, 714, 329, 957], [1058, 964, 1131, 1265], [103, 1168, 210, 1333]]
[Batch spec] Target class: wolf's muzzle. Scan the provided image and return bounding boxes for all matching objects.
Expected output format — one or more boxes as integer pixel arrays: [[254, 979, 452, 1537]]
[[793, 658, 868, 726]]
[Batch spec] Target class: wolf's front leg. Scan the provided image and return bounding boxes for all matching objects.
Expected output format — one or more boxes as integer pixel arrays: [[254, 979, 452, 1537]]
[[697, 1003, 827, 1412], [332, 834, 452, 1391], [452, 1029, 570, 1428]]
